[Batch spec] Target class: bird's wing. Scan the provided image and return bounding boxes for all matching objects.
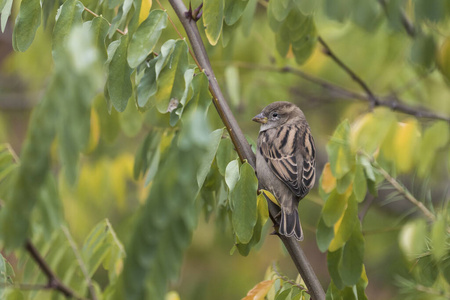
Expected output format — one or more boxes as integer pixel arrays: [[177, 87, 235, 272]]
[[259, 125, 315, 198]]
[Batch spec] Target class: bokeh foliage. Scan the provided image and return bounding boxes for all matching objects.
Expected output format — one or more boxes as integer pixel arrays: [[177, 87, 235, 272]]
[[0, 0, 449, 299]]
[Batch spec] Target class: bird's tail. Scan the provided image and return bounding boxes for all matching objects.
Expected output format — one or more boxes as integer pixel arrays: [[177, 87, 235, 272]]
[[279, 208, 303, 241]]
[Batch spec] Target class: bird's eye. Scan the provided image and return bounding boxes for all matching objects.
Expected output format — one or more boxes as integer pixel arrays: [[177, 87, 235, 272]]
[[272, 112, 278, 118]]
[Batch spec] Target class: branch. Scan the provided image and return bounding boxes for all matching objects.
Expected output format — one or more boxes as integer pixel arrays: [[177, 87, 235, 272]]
[[167, 1, 325, 300], [377, 0, 416, 37], [24, 240, 87, 299], [228, 62, 450, 122], [83, 7, 126, 35], [318, 37, 379, 108], [272, 262, 309, 294], [362, 153, 436, 222]]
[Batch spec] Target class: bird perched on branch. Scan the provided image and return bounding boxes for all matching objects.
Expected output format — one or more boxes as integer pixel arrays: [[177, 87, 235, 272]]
[[252, 101, 316, 241]]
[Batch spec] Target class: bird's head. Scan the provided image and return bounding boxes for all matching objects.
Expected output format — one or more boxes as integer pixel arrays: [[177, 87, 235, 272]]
[[252, 101, 305, 132]]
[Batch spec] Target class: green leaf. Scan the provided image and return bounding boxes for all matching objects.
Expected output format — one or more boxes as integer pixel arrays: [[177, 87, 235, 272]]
[[353, 164, 367, 203], [108, 35, 132, 112], [418, 121, 450, 177], [52, 0, 84, 60], [431, 214, 448, 261], [399, 219, 427, 260], [82, 219, 125, 282], [439, 252, 450, 285], [216, 137, 238, 176], [137, 58, 158, 108], [268, 0, 293, 22], [224, 0, 248, 25], [133, 129, 162, 180], [0, 252, 14, 299], [324, 0, 352, 22], [153, 40, 189, 113], [339, 229, 364, 286], [197, 128, 225, 190], [94, 94, 121, 143], [120, 96, 143, 137], [327, 120, 354, 179], [414, 0, 446, 23], [410, 33, 436, 70], [415, 254, 438, 287], [1, 0, 13, 32], [203, 0, 224, 45], [316, 217, 334, 253], [224, 66, 241, 107], [231, 162, 258, 244], [336, 169, 354, 194], [185, 71, 212, 111], [86, 17, 110, 62], [329, 194, 359, 252], [322, 189, 350, 227], [170, 68, 196, 126], [127, 9, 168, 68], [225, 159, 240, 192], [12, 0, 41, 51], [327, 248, 345, 290]]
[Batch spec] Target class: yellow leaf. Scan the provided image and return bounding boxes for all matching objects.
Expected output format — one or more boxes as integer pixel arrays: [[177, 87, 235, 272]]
[[242, 280, 275, 300], [437, 38, 450, 82], [139, 0, 152, 24], [393, 119, 420, 173], [260, 189, 280, 207], [84, 107, 100, 153], [165, 291, 180, 300], [321, 162, 336, 193]]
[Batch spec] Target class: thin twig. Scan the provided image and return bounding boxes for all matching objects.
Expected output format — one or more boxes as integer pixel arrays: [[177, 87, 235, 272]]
[[272, 262, 310, 294], [318, 37, 379, 108], [167, 1, 325, 299], [83, 7, 126, 35], [62, 227, 97, 300], [377, 0, 416, 37], [226, 62, 450, 122], [362, 153, 436, 222], [24, 240, 87, 299]]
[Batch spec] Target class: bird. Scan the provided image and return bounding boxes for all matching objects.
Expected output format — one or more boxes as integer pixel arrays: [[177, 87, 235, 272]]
[[252, 101, 316, 241]]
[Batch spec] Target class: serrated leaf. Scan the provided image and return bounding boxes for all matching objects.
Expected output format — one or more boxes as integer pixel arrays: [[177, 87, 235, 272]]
[[108, 35, 132, 112], [127, 9, 167, 68], [203, 0, 224, 45], [52, 0, 84, 60], [197, 128, 224, 190], [339, 228, 364, 286], [12, 0, 41, 51], [231, 162, 258, 244]]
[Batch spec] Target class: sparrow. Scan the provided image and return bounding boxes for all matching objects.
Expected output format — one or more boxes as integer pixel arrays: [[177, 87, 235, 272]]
[[252, 101, 316, 241]]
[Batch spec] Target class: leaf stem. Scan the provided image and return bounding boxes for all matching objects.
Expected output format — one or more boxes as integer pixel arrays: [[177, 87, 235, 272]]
[[83, 7, 126, 35]]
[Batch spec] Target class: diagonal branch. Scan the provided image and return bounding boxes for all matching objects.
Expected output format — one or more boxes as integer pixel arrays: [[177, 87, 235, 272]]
[[361, 153, 436, 222], [167, 1, 325, 300], [318, 37, 379, 108], [24, 240, 87, 299]]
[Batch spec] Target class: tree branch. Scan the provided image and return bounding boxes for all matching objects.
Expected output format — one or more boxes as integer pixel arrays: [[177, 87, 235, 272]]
[[228, 62, 450, 122], [24, 240, 87, 299], [377, 0, 416, 37], [167, 1, 325, 299], [318, 37, 379, 108]]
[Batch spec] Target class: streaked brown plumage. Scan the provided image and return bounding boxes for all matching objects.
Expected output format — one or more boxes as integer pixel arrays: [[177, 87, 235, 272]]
[[252, 101, 316, 241]]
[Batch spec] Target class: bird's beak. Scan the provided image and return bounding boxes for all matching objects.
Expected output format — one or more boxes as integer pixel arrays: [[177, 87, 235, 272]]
[[252, 113, 268, 124]]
